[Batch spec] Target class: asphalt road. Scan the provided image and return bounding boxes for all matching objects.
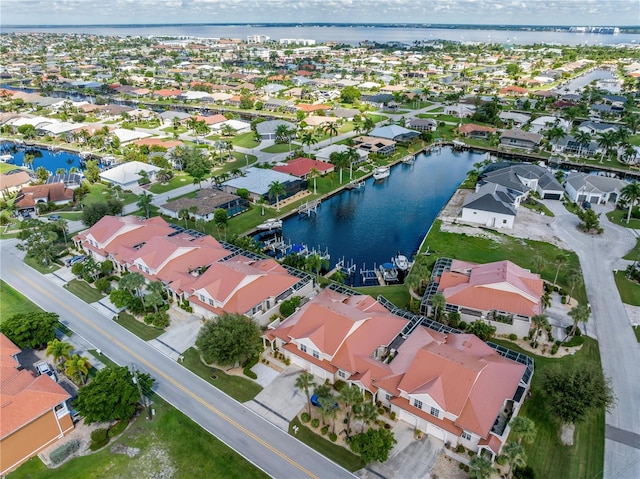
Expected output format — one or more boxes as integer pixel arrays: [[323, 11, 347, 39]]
[[544, 202, 640, 478], [0, 239, 354, 479]]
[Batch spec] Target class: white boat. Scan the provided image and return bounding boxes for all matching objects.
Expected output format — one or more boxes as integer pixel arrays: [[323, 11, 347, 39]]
[[0, 154, 13, 163], [373, 166, 390, 181], [393, 254, 410, 272], [379, 262, 399, 283], [402, 155, 414, 164], [256, 218, 283, 231]]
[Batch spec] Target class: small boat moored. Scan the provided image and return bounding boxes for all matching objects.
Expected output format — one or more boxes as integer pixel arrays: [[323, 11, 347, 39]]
[[0, 154, 13, 163], [393, 254, 410, 272], [373, 166, 390, 181], [379, 262, 399, 283], [256, 218, 283, 231]]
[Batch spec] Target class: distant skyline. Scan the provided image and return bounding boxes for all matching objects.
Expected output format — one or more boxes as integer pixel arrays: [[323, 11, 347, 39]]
[[2, 0, 639, 27]]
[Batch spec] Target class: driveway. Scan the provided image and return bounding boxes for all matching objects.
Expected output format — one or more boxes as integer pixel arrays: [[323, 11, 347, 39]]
[[245, 365, 306, 431]]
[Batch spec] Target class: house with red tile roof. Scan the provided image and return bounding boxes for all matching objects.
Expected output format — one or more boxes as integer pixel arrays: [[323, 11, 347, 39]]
[[14, 183, 74, 214], [265, 289, 529, 458], [152, 89, 182, 98], [421, 259, 543, 337], [272, 157, 335, 179], [0, 334, 74, 475], [0, 170, 32, 195], [457, 124, 498, 139]]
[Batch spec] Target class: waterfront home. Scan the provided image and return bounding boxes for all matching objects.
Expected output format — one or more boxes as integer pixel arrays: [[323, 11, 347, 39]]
[[265, 288, 529, 459], [159, 188, 249, 220], [273, 157, 335, 179], [368, 125, 421, 143], [99, 161, 160, 189], [529, 116, 569, 134], [498, 112, 530, 128], [263, 98, 297, 114], [576, 120, 619, 136], [458, 124, 497, 140], [45, 173, 83, 189], [221, 167, 304, 203], [421, 258, 543, 338], [351, 136, 396, 157], [564, 172, 627, 205], [554, 135, 598, 157], [0, 171, 32, 196], [461, 183, 518, 229], [315, 144, 368, 164], [0, 334, 74, 475], [499, 129, 543, 151], [255, 120, 296, 141], [407, 118, 437, 132]]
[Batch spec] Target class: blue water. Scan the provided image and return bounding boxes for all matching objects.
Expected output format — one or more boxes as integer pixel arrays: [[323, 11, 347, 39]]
[[0, 143, 82, 173], [281, 147, 483, 283]]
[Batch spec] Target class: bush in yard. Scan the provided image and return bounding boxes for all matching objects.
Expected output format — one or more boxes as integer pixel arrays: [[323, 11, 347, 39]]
[[321, 425, 329, 435], [89, 428, 110, 450], [95, 277, 111, 294], [301, 412, 310, 423], [333, 379, 346, 392], [152, 312, 170, 328], [49, 440, 80, 465], [108, 420, 128, 437], [311, 418, 320, 428], [509, 333, 518, 341], [329, 432, 337, 442], [0, 311, 58, 349], [513, 465, 536, 479], [350, 428, 397, 464], [243, 367, 257, 379], [196, 312, 261, 367]]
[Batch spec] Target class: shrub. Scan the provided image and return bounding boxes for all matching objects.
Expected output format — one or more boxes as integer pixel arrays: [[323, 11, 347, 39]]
[[561, 296, 567, 304], [311, 418, 320, 428], [301, 412, 310, 423], [458, 321, 468, 330], [152, 312, 170, 328], [513, 465, 536, 479], [279, 300, 295, 318], [329, 432, 337, 442], [496, 455, 508, 465], [378, 407, 385, 415], [509, 333, 518, 341], [321, 425, 329, 435], [94, 277, 111, 293], [458, 463, 465, 469], [333, 380, 346, 392], [243, 367, 257, 379], [89, 428, 109, 450], [456, 444, 465, 453], [390, 411, 396, 421], [563, 335, 585, 347], [49, 440, 80, 465], [551, 344, 559, 355], [109, 420, 128, 437]]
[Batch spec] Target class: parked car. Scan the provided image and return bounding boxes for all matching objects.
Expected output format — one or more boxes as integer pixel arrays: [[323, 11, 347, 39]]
[[310, 394, 338, 409], [48, 214, 62, 221], [65, 255, 86, 267], [35, 361, 58, 382]]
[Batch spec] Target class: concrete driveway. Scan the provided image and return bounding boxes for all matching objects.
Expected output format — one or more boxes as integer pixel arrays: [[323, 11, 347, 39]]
[[245, 365, 306, 431]]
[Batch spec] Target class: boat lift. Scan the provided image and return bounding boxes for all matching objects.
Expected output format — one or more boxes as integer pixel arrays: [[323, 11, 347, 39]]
[[298, 199, 320, 217]]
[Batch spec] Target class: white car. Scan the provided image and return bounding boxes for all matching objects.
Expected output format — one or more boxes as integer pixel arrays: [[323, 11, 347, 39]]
[[35, 361, 58, 382]]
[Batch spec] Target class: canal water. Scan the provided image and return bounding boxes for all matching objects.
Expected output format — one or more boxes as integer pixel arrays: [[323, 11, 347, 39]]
[[281, 147, 483, 285], [0, 142, 82, 172]]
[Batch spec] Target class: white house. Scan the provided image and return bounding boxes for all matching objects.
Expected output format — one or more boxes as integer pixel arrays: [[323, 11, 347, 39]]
[[99, 161, 161, 188], [564, 172, 627, 205]]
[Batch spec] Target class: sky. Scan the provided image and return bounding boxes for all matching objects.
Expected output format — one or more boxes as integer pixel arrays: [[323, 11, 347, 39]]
[[1, 0, 639, 26]]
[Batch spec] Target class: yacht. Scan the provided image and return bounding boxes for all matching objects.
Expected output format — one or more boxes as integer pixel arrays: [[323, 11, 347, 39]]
[[373, 166, 390, 181], [256, 218, 283, 231], [393, 254, 410, 272]]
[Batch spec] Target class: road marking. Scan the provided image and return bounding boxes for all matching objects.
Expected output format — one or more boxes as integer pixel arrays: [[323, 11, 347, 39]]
[[13, 269, 319, 479]]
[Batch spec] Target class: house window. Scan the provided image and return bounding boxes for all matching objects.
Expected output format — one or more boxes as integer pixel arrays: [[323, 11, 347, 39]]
[[503, 219, 507, 224], [385, 393, 392, 401], [461, 431, 472, 441], [300, 344, 307, 353], [199, 294, 205, 302], [430, 407, 440, 418], [312, 350, 320, 359], [208, 299, 214, 306], [413, 399, 423, 410], [338, 370, 346, 378]]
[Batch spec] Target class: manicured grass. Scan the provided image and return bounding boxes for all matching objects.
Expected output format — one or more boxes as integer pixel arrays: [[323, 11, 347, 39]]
[[23, 255, 60, 274], [289, 417, 365, 472], [355, 284, 411, 310], [418, 221, 587, 304], [113, 312, 164, 341], [613, 271, 640, 306], [231, 132, 260, 148], [88, 349, 118, 368], [148, 172, 195, 194], [366, 114, 387, 124], [493, 338, 604, 479], [0, 163, 28, 173], [52, 211, 83, 220], [9, 395, 269, 479], [623, 237, 640, 260], [0, 280, 43, 318], [633, 325, 640, 343], [182, 347, 262, 402], [606, 207, 640, 229], [521, 200, 555, 217], [64, 279, 104, 303], [80, 183, 111, 206], [261, 143, 294, 154]]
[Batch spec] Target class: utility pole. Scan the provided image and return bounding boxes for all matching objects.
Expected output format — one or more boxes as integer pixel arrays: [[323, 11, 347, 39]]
[[131, 364, 151, 420]]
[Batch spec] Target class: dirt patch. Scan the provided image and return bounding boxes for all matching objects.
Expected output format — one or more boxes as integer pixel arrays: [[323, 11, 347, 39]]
[[430, 454, 468, 479], [112, 442, 176, 479], [111, 444, 140, 457], [560, 423, 575, 446]]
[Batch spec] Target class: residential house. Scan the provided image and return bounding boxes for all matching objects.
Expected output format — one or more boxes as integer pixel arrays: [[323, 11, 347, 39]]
[[444, 104, 475, 118], [255, 120, 296, 141], [265, 288, 530, 458], [407, 118, 437, 132], [500, 130, 543, 151], [222, 167, 304, 203], [564, 172, 627, 205], [555, 135, 598, 157], [577, 121, 619, 136], [529, 116, 569, 135], [315, 144, 368, 165], [14, 183, 74, 214], [352, 136, 396, 156], [458, 124, 497, 140], [0, 334, 74, 475], [98, 161, 160, 188], [498, 112, 530, 128], [361, 93, 394, 109], [461, 183, 518, 229], [0, 170, 32, 196], [421, 258, 543, 337], [159, 188, 249, 220], [263, 98, 297, 114], [45, 173, 83, 189], [273, 158, 335, 179], [369, 125, 421, 143]]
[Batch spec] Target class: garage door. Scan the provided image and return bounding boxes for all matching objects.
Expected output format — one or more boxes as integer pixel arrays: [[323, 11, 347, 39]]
[[543, 193, 561, 200]]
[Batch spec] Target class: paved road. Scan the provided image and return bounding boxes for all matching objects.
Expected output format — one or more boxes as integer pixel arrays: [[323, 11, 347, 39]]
[[544, 201, 640, 478], [0, 240, 354, 479]]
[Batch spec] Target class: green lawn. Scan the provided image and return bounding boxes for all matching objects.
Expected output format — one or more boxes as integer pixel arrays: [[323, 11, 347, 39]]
[[182, 347, 262, 402], [23, 255, 60, 275], [606, 207, 640, 229], [521, 200, 555, 217], [354, 284, 411, 310], [633, 325, 640, 343], [231, 132, 260, 149], [260, 143, 294, 154], [623, 237, 640, 260], [366, 114, 387, 124], [613, 271, 640, 306], [0, 280, 43, 318], [288, 417, 365, 472], [9, 395, 269, 479], [81, 183, 111, 206], [418, 221, 587, 304], [0, 163, 28, 173], [64, 279, 104, 303], [148, 172, 195, 194], [113, 312, 164, 341], [494, 338, 604, 479]]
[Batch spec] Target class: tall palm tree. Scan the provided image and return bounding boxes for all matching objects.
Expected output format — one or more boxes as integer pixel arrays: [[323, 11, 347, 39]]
[[468, 455, 494, 479], [567, 269, 583, 304], [509, 417, 536, 445], [323, 122, 339, 145], [430, 292, 446, 322], [597, 130, 618, 163], [146, 281, 165, 313], [119, 271, 146, 299], [329, 151, 349, 184], [621, 143, 638, 165], [573, 130, 592, 157], [308, 167, 320, 195], [178, 208, 190, 228], [299, 131, 318, 153], [568, 304, 590, 337], [339, 385, 363, 438], [295, 371, 316, 417], [137, 192, 153, 219], [64, 354, 91, 385], [545, 126, 566, 151], [46, 339, 73, 368], [553, 254, 567, 287], [620, 182, 640, 224], [625, 113, 639, 135], [357, 401, 379, 433], [268, 181, 286, 211], [502, 441, 527, 477], [530, 314, 549, 348]]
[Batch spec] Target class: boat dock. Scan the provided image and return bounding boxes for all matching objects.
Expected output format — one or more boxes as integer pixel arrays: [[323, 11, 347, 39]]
[[298, 199, 320, 216]]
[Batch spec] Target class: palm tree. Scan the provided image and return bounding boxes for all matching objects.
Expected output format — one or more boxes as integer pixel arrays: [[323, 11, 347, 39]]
[[339, 385, 363, 438], [64, 354, 91, 385], [146, 281, 165, 313], [553, 254, 567, 287], [295, 371, 316, 418], [620, 182, 640, 224], [323, 122, 339, 145], [567, 269, 583, 304], [509, 417, 536, 445], [531, 255, 545, 273], [597, 131, 618, 163], [46, 339, 73, 367], [430, 292, 446, 322], [329, 151, 349, 184], [530, 314, 549, 348], [300, 131, 318, 153], [573, 130, 592, 157], [357, 401, 379, 433], [545, 126, 565, 151], [275, 124, 292, 144], [268, 181, 286, 211], [305, 253, 328, 281], [622, 143, 638, 165], [308, 167, 320, 195], [625, 113, 639, 135], [468, 455, 494, 479], [178, 208, 190, 228], [137, 192, 153, 219], [119, 271, 146, 299], [502, 441, 527, 477], [568, 304, 590, 337]]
